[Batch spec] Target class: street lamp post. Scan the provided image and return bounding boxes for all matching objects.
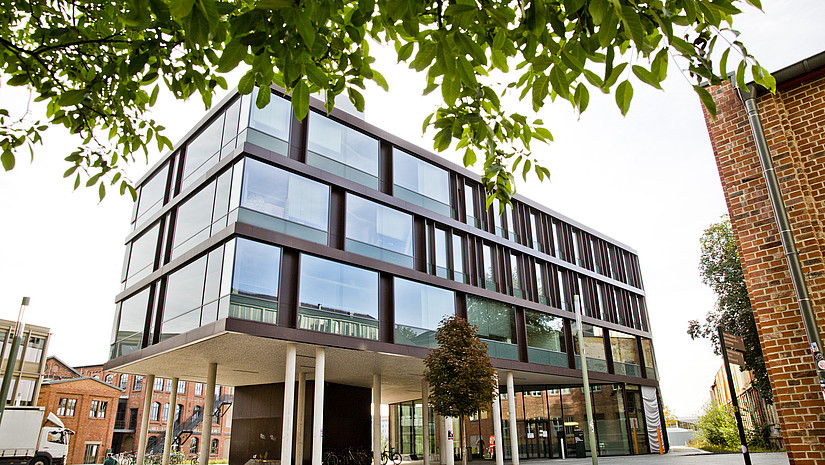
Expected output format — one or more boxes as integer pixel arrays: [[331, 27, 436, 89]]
[[0, 297, 30, 426]]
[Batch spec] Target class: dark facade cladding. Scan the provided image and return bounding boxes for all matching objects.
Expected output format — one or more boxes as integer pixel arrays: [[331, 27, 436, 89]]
[[105, 86, 666, 462]]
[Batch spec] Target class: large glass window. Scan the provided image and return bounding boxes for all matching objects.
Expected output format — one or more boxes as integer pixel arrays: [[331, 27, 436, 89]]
[[535, 263, 548, 305], [529, 212, 543, 253], [124, 222, 160, 287], [307, 113, 379, 189], [111, 287, 151, 358], [345, 195, 413, 267], [467, 296, 517, 360], [430, 227, 448, 278], [610, 331, 641, 377], [557, 270, 568, 311], [525, 310, 567, 367], [239, 158, 329, 244], [394, 278, 454, 348], [505, 203, 518, 243], [509, 253, 523, 298], [171, 181, 217, 260], [641, 338, 656, 378], [464, 182, 479, 228], [298, 255, 379, 339], [572, 232, 582, 266], [229, 238, 281, 324], [134, 165, 168, 227], [393, 149, 451, 217], [482, 244, 496, 291], [246, 87, 291, 154], [571, 323, 608, 373], [182, 115, 225, 190], [161, 256, 207, 340], [23, 337, 44, 363], [452, 234, 466, 284]]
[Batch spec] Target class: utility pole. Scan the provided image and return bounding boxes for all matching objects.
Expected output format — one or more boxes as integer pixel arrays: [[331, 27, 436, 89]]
[[0, 297, 30, 426], [574, 296, 598, 465]]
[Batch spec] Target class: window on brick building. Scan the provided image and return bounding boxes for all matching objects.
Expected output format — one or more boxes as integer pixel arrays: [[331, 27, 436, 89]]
[[150, 402, 160, 421], [195, 383, 203, 396], [105, 374, 114, 384], [162, 403, 169, 421], [165, 379, 172, 392], [134, 376, 143, 391], [177, 381, 186, 394], [190, 438, 199, 454], [84, 444, 100, 464], [120, 374, 128, 390], [211, 439, 219, 455], [57, 398, 77, 416], [89, 400, 107, 418], [154, 378, 164, 391]]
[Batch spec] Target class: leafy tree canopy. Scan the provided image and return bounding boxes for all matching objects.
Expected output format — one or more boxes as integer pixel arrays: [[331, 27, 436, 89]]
[[424, 315, 497, 418], [688, 217, 772, 403], [0, 0, 773, 202]]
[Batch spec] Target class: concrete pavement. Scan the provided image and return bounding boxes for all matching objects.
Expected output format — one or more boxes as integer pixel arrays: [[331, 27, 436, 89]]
[[453, 447, 790, 465]]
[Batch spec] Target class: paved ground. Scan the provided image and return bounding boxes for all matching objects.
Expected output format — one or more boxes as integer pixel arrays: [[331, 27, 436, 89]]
[[435, 447, 790, 465]]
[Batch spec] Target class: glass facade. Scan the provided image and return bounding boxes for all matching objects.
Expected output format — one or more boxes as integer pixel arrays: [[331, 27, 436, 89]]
[[610, 330, 641, 377], [345, 194, 413, 267], [525, 311, 566, 367], [307, 113, 379, 189], [229, 238, 281, 324], [298, 255, 379, 340], [467, 296, 517, 360], [123, 222, 160, 287], [572, 323, 608, 373], [393, 148, 451, 217], [393, 278, 454, 348], [246, 87, 291, 154], [111, 287, 150, 358]]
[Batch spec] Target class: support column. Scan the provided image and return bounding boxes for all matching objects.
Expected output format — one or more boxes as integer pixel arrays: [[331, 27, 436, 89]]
[[282, 344, 298, 465], [445, 417, 455, 465], [136, 374, 156, 465], [491, 376, 503, 465], [312, 348, 326, 465], [162, 377, 179, 465], [296, 372, 307, 465], [199, 363, 217, 465], [506, 372, 519, 465], [422, 380, 430, 465], [373, 375, 382, 465], [438, 415, 447, 465]]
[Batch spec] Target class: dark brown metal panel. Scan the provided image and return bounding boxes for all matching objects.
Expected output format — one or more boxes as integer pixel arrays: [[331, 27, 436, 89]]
[[152, 278, 167, 345], [515, 306, 528, 363], [288, 106, 306, 163], [414, 216, 427, 273], [379, 272, 394, 342], [603, 329, 615, 375], [277, 248, 300, 328], [563, 319, 575, 369], [328, 186, 346, 250], [379, 140, 393, 195], [455, 290, 467, 320]]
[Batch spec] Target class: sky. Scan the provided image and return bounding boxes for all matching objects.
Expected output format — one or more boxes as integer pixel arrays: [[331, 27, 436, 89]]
[[0, 0, 823, 418]]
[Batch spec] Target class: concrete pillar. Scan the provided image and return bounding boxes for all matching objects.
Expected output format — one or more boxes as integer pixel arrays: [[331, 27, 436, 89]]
[[136, 374, 155, 465], [491, 376, 504, 465], [282, 344, 298, 465], [445, 417, 454, 465], [295, 372, 307, 465], [312, 348, 326, 465], [373, 375, 382, 465], [199, 363, 217, 465], [438, 415, 447, 465], [506, 372, 519, 465], [162, 377, 179, 465], [422, 380, 430, 465]]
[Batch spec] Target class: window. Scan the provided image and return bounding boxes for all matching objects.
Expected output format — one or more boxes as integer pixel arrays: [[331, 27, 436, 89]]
[[162, 403, 170, 422], [610, 331, 641, 377], [123, 222, 160, 287], [90, 400, 107, 418], [509, 252, 523, 298], [392, 148, 451, 217], [467, 296, 517, 360], [178, 381, 186, 394], [492, 201, 504, 237], [246, 87, 291, 153], [154, 377, 164, 391], [452, 234, 466, 284], [430, 227, 448, 278], [195, 383, 204, 396], [525, 310, 567, 367], [557, 270, 568, 311], [571, 323, 608, 373], [171, 181, 217, 260], [180, 102, 242, 191], [133, 163, 168, 228], [572, 231, 582, 266], [211, 438, 219, 455], [134, 375, 143, 391], [307, 113, 379, 189], [530, 212, 544, 252], [193, 405, 203, 418], [505, 203, 518, 243], [165, 379, 172, 392], [190, 437, 199, 455], [150, 402, 160, 421], [551, 221, 562, 258], [464, 182, 479, 228], [105, 374, 114, 384], [111, 288, 150, 359], [298, 255, 379, 340], [394, 278, 455, 348], [641, 338, 656, 377], [23, 336, 45, 363], [119, 375, 128, 390], [345, 194, 413, 267], [57, 398, 77, 416], [162, 256, 208, 339], [240, 158, 330, 244], [229, 238, 282, 324], [535, 263, 548, 305], [84, 444, 100, 464], [175, 404, 183, 423], [481, 244, 496, 291]]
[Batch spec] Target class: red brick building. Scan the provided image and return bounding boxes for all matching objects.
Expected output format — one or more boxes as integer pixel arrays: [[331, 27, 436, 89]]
[[703, 52, 825, 462], [38, 373, 122, 464], [44, 357, 233, 461]]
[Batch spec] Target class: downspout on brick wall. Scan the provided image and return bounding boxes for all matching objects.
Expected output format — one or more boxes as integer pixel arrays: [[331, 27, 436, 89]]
[[735, 83, 825, 402]]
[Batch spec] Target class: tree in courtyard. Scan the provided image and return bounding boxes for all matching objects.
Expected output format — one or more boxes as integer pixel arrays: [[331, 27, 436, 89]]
[[663, 405, 678, 428], [688, 217, 772, 403], [0, 0, 773, 202], [424, 315, 497, 465]]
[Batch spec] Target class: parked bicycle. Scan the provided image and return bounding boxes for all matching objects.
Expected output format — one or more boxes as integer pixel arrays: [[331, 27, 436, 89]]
[[380, 447, 401, 465]]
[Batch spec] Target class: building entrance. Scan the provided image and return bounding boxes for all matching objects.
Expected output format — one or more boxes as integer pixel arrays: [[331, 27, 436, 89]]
[[523, 420, 553, 458]]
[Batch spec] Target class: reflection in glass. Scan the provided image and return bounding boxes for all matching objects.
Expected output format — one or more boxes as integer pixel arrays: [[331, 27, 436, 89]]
[[452, 234, 466, 284], [162, 256, 207, 340], [239, 158, 330, 243], [641, 338, 656, 378], [535, 263, 547, 305], [482, 244, 496, 291], [111, 287, 151, 358], [182, 114, 224, 190], [172, 181, 216, 260], [394, 278, 454, 348], [467, 296, 517, 360], [229, 238, 281, 324], [510, 253, 523, 298], [525, 311, 567, 367], [571, 322, 608, 372], [393, 149, 450, 217], [610, 331, 641, 377], [246, 87, 291, 154], [307, 113, 379, 188], [298, 255, 378, 339], [135, 165, 168, 226], [345, 194, 413, 267], [124, 222, 160, 287]]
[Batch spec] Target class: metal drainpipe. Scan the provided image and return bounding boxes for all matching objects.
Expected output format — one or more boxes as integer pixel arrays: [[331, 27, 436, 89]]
[[736, 83, 825, 402]]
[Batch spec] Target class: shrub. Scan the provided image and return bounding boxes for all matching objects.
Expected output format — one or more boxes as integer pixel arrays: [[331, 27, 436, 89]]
[[697, 404, 738, 448]]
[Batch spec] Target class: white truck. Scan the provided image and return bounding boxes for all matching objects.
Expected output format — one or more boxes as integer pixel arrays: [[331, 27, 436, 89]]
[[0, 407, 72, 465]]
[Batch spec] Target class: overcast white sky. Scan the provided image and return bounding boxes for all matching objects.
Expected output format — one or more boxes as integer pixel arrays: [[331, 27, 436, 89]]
[[0, 1, 822, 418]]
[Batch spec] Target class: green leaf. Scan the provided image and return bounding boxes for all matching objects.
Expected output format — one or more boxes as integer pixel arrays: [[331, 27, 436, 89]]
[[532, 73, 550, 110], [736, 59, 747, 90], [256, 84, 271, 108], [371, 70, 389, 92], [59, 90, 87, 107], [410, 43, 437, 72], [169, 0, 195, 18], [348, 87, 365, 112], [305, 63, 328, 89], [548, 66, 569, 100], [217, 39, 247, 73], [397, 43, 415, 62], [99, 182, 106, 201], [292, 80, 310, 120], [6, 74, 28, 87], [463, 148, 477, 167], [534, 127, 553, 142], [719, 48, 730, 78], [1, 151, 15, 171], [434, 128, 452, 152], [615, 80, 633, 116], [588, 0, 609, 24], [238, 71, 255, 95], [256, 0, 292, 8], [294, 12, 316, 48], [632, 65, 662, 90], [574, 83, 590, 113], [693, 85, 717, 119]]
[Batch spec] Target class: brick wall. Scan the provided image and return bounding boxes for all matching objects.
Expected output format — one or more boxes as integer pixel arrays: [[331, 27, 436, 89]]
[[703, 75, 825, 462]]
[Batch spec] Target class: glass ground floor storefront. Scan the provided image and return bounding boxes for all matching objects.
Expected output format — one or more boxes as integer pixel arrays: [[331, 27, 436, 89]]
[[389, 383, 655, 460]]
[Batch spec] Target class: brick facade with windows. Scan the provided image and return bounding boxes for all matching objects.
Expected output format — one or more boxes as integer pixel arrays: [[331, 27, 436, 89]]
[[702, 54, 825, 461]]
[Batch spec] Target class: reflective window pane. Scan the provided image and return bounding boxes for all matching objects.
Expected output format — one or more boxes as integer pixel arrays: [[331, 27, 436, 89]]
[[246, 88, 291, 155], [467, 296, 517, 360], [239, 158, 329, 244], [641, 338, 656, 378], [172, 181, 216, 260], [135, 165, 168, 225], [571, 323, 608, 372], [510, 253, 523, 298], [482, 244, 496, 291], [162, 256, 207, 340], [228, 238, 281, 325], [182, 115, 224, 189], [433, 228, 448, 278], [307, 113, 379, 189], [298, 255, 378, 339], [345, 194, 413, 267], [525, 310, 567, 367], [111, 287, 151, 358], [125, 222, 160, 287], [392, 149, 450, 217], [452, 234, 466, 284], [610, 330, 641, 377], [394, 278, 454, 348]]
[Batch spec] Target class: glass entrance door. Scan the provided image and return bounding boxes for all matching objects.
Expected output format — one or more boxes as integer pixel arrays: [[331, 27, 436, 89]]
[[524, 420, 553, 458]]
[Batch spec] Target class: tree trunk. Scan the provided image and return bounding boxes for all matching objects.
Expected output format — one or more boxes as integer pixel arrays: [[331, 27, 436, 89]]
[[460, 415, 467, 465]]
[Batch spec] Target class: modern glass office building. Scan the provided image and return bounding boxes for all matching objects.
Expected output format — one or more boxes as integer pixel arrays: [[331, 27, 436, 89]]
[[104, 86, 666, 465]]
